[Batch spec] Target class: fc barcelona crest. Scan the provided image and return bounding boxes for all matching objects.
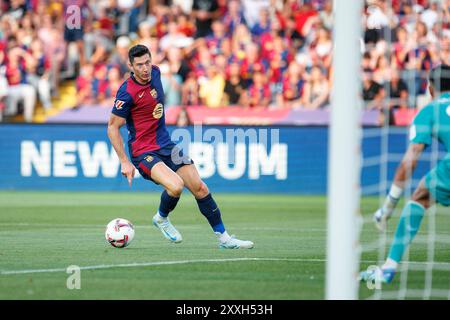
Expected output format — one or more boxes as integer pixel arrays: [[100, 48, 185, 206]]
[[153, 103, 163, 119]]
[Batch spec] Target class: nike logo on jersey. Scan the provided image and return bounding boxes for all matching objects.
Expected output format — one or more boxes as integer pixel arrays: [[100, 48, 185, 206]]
[[138, 92, 145, 98]]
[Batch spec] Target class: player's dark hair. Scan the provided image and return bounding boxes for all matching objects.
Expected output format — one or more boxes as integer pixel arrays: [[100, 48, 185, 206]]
[[429, 64, 450, 92], [128, 45, 151, 64]]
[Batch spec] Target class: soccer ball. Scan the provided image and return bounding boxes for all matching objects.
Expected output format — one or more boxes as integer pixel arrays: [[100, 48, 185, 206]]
[[105, 218, 135, 248]]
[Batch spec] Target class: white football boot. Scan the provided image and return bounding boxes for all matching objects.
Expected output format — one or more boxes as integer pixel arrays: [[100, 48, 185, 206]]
[[218, 234, 254, 249], [152, 213, 182, 243]]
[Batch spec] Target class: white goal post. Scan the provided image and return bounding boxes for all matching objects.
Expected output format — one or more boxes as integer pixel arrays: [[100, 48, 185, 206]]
[[326, 0, 364, 300]]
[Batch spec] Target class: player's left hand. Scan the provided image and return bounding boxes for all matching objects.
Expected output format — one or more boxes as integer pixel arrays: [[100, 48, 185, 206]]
[[121, 161, 135, 187]]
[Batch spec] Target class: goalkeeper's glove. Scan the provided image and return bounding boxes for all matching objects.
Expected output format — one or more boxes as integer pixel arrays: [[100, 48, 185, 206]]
[[373, 184, 403, 231]]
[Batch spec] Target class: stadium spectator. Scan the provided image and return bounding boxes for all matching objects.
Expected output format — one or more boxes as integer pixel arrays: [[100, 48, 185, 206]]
[[75, 63, 95, 107], [281, 61, 305, 109], [166, 46, 191, 82], [109, 36, 131, 76], [181, 71, 200, 106], [63, 0, 92, 68], [0, 0, 448, 123], [240, 42, 267, 86], [302, 66, 329, 109], [362, 71, 385, 110], [192, 0, 220, 38], [26, 38, 52, 111], [222, 0, 246, 36], [230, 23, 253, 60], [160, 62, 182, 107], [103, 65, 122, 106], [250, 8, 271, 37], [4, 47, 36, 122], [245, 70, 271, 108], [241, 0, 270, 29], [160, 21, 194, 51], [319, 0, 333, 30], [205, 20, 228, 56], [373, 54, 391, 85], [389, 68, 409, 110], [199, 64, 225, 108], [223, 61, 247, 106]]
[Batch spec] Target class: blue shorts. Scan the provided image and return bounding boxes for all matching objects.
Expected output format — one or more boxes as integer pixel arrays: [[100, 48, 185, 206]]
[[425, 161, 450, 207], [64, 26, 84, 42], [132, 144, 194, 183]]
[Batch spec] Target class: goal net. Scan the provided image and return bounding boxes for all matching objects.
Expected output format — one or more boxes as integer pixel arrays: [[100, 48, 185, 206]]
[[328, 0, 450, 299]]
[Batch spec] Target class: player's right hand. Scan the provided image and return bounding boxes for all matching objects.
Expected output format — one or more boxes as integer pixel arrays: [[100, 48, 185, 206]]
[[121, 161, 135, 187], [373, 207, 392, 232]]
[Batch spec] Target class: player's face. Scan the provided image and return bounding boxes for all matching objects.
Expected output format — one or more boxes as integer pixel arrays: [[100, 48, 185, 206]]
[[130, 54, 152, 83]]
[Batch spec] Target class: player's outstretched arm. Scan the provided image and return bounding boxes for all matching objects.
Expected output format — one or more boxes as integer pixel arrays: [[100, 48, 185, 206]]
[[107, 114, 135, 187], [392, 143, 425, 189], [374, 143, 425, 230]]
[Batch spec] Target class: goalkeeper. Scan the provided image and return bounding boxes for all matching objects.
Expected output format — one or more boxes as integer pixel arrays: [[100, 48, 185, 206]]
[[360, 64, 450, 284]]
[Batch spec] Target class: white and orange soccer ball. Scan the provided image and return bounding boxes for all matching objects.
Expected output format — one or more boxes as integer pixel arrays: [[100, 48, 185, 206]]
[[105, 218, 135, 248]]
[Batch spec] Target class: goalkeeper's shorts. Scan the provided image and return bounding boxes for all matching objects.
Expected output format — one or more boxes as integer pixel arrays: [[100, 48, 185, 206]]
[[425, 160, 450, 207]]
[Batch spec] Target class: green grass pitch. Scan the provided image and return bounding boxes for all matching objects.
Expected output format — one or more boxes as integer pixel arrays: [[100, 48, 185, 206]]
[[0, 192, 449, 299]]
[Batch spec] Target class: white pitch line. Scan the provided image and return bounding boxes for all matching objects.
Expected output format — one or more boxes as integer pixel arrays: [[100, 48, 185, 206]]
[[2, 257, 450, 276], [0, 257, 315, 275]]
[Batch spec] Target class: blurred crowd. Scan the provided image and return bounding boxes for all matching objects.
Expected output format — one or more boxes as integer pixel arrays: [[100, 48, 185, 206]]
[[0, 0, 449, 122]]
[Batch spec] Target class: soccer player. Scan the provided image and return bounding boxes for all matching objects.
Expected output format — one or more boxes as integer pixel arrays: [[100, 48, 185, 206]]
[[360, 64, 450, 284], [107, 45, 254, 249]]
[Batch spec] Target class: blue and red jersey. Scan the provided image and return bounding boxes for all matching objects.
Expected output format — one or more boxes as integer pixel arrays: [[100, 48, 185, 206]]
[[112, 65, 173, 158]]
